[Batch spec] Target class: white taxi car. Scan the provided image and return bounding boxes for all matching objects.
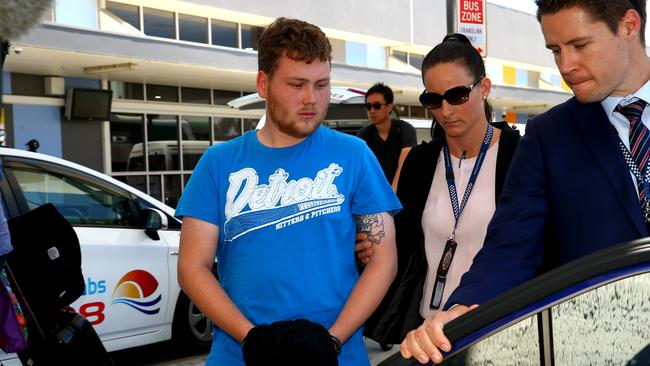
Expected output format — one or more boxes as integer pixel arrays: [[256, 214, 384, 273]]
[[0, 147, 209, 364]]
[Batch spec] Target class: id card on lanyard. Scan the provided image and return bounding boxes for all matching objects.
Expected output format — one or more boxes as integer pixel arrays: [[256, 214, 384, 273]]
[[430, 124, 494, 310]]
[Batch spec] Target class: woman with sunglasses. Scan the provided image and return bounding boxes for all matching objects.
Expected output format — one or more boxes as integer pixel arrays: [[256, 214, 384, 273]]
[[361, 33, 520, 353]]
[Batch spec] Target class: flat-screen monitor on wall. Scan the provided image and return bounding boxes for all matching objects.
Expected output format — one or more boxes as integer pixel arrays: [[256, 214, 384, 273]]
[[64, 88, 113, 121]]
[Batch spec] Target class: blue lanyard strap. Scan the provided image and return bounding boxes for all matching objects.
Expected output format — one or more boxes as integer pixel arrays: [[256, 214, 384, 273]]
[[443, 124, 494, 236]]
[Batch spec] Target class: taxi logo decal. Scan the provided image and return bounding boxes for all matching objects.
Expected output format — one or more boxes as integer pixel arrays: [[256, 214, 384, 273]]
[[111, 270, 161, 315]]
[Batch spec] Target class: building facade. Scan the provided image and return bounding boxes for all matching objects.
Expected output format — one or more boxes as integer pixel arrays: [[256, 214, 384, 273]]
[[1, 0, 573, 206]]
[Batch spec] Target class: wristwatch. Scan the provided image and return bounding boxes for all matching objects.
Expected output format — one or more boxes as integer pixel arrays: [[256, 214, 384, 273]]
[[330, 334, 342, 355]]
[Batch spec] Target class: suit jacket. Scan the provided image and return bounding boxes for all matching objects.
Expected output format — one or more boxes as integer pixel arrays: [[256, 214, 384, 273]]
[[363, 122, 520, 344], [446, 98, 648, 307]]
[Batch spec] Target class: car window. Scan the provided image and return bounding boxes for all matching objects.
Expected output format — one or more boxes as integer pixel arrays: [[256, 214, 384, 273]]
[[440, 271, 650, 366], [551, 271, 650, 365], [441, 315, 540, 365], [11, 166, 141, 228]]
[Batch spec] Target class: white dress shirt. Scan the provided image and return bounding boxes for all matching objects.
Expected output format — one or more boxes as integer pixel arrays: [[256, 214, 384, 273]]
[[601, 80, 650, 189]]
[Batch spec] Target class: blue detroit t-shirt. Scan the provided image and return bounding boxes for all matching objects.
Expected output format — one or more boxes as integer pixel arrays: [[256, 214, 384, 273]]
[[176, 125, 401, 366]]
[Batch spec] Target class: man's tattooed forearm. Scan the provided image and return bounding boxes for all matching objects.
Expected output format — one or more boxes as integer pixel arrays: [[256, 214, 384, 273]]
[[354, 214, 385, 245]]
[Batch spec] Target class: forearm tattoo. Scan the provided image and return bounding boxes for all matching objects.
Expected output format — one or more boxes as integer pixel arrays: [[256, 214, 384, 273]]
[[354, 214, 385, 246]]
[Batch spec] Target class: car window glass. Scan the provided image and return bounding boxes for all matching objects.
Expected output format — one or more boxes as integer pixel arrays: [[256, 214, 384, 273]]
[[12, 167, 140, 227], [441, 316, 539, 365], [552, 271, 650, 365]]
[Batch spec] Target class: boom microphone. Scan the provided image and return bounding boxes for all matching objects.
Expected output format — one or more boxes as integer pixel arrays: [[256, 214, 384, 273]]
[[0, 0, 54, 40]]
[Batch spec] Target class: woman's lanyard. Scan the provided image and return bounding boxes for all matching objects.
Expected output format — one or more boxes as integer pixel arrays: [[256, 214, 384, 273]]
[[430, 124, 494, 309], [617, 139, 650, 222]]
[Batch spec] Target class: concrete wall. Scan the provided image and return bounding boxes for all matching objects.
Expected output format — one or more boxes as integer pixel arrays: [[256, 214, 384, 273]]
[[1, 72, 10, 94], [487, 4, 555, 68], [185, 0, 413, 43], [12, 104, 62, 157], [1, 72, 13, 148], [183, 0, 555, 67], [412, 0, 447, 48]]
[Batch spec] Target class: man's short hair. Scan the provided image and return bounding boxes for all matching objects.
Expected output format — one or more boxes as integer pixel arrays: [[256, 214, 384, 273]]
[[535, 0, 647, 46], [257, 17, 332, 77], [365, 82, 394, 104]]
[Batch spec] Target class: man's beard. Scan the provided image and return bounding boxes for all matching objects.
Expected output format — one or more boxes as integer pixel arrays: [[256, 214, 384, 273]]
[[266, 92, 326, 139]]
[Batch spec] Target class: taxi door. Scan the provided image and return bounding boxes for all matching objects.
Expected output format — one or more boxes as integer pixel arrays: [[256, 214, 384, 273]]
[[2, 157, 172, 348]]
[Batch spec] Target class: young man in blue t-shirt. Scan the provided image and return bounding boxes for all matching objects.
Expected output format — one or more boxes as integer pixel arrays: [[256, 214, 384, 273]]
[[175, 17, 401, 366]]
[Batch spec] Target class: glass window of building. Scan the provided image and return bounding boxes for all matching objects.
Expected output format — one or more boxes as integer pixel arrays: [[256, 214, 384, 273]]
[[110, 113, 144, 172], [181, 116, 210, 142], [164, 175, 182, 208], [114, 175, 147, 195], [243, 118, 258, 132], [105, 1, 140, 30], [149, 175, 162, 202], [147, 114, 179, 171], [211, 19, 238, 48], [10, 74, 45, 97], [392, 50, 408, 63], [55, 0, 98, 29], [409, 53, 424, 70], [515, 69, 529, 87], [214, 117, 242, 141], [241, 25, 264, 50], [485, 62, 504, 85], [146, 84, 179, 102], [410, 106, 427, 119], [345, 41, 367, 67], [179, 14, 208, 44], [181, 87, 211, 104], [367, 45, 387, 69], [394, 105, 408, 116], [180, 115, 210, 171], [143, 8, 175, 39], [110, 81, 144, 100], [213, 89, 242, 105]]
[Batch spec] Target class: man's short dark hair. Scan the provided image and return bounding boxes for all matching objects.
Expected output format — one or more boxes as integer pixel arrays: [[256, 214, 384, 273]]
[[535, 0, 647, 46], [257, 17, 332, 77], [365, 82, 394, 104]]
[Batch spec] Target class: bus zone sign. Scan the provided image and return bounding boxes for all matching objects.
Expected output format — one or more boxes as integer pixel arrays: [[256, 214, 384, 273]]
[[457, 0, 487, 57]]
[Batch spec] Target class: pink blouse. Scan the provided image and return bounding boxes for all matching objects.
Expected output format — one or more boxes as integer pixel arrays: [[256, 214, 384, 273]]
[[419, 143, 498, 319]]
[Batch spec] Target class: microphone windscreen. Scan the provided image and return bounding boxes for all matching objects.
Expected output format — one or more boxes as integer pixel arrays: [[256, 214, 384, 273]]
[[0, 0, 54, 40]]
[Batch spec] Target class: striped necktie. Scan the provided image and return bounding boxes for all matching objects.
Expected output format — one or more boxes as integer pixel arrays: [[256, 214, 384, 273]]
[[617, 99, 649, 204]]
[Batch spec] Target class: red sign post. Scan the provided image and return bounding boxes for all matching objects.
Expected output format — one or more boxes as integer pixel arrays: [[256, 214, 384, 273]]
[[457, 0, 487, 57]]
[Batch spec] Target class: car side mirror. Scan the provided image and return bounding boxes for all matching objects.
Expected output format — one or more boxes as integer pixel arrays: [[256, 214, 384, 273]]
[[144, 208, 168, 241]]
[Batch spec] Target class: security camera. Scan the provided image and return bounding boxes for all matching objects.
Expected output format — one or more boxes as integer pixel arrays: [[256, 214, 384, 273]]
[[26, 139, 39, 152]]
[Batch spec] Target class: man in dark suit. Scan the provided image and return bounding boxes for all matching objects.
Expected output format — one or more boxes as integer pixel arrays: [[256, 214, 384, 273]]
[[399, 0, 650, 364]]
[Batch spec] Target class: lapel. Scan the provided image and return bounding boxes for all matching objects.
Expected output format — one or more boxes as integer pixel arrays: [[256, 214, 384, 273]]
[[575, 101, 647, 236]]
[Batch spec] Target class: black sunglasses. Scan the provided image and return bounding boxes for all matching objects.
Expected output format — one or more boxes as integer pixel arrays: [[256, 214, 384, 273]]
[[419, 76, 484, 110], [364, 103, 387, 111]]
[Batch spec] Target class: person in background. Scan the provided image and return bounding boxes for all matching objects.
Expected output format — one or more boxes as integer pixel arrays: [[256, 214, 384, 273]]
[[360, 33, 520, 350], [175, 17, 401, 366], [399, 0, 650, 363], [357, 83, 417, 191]]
